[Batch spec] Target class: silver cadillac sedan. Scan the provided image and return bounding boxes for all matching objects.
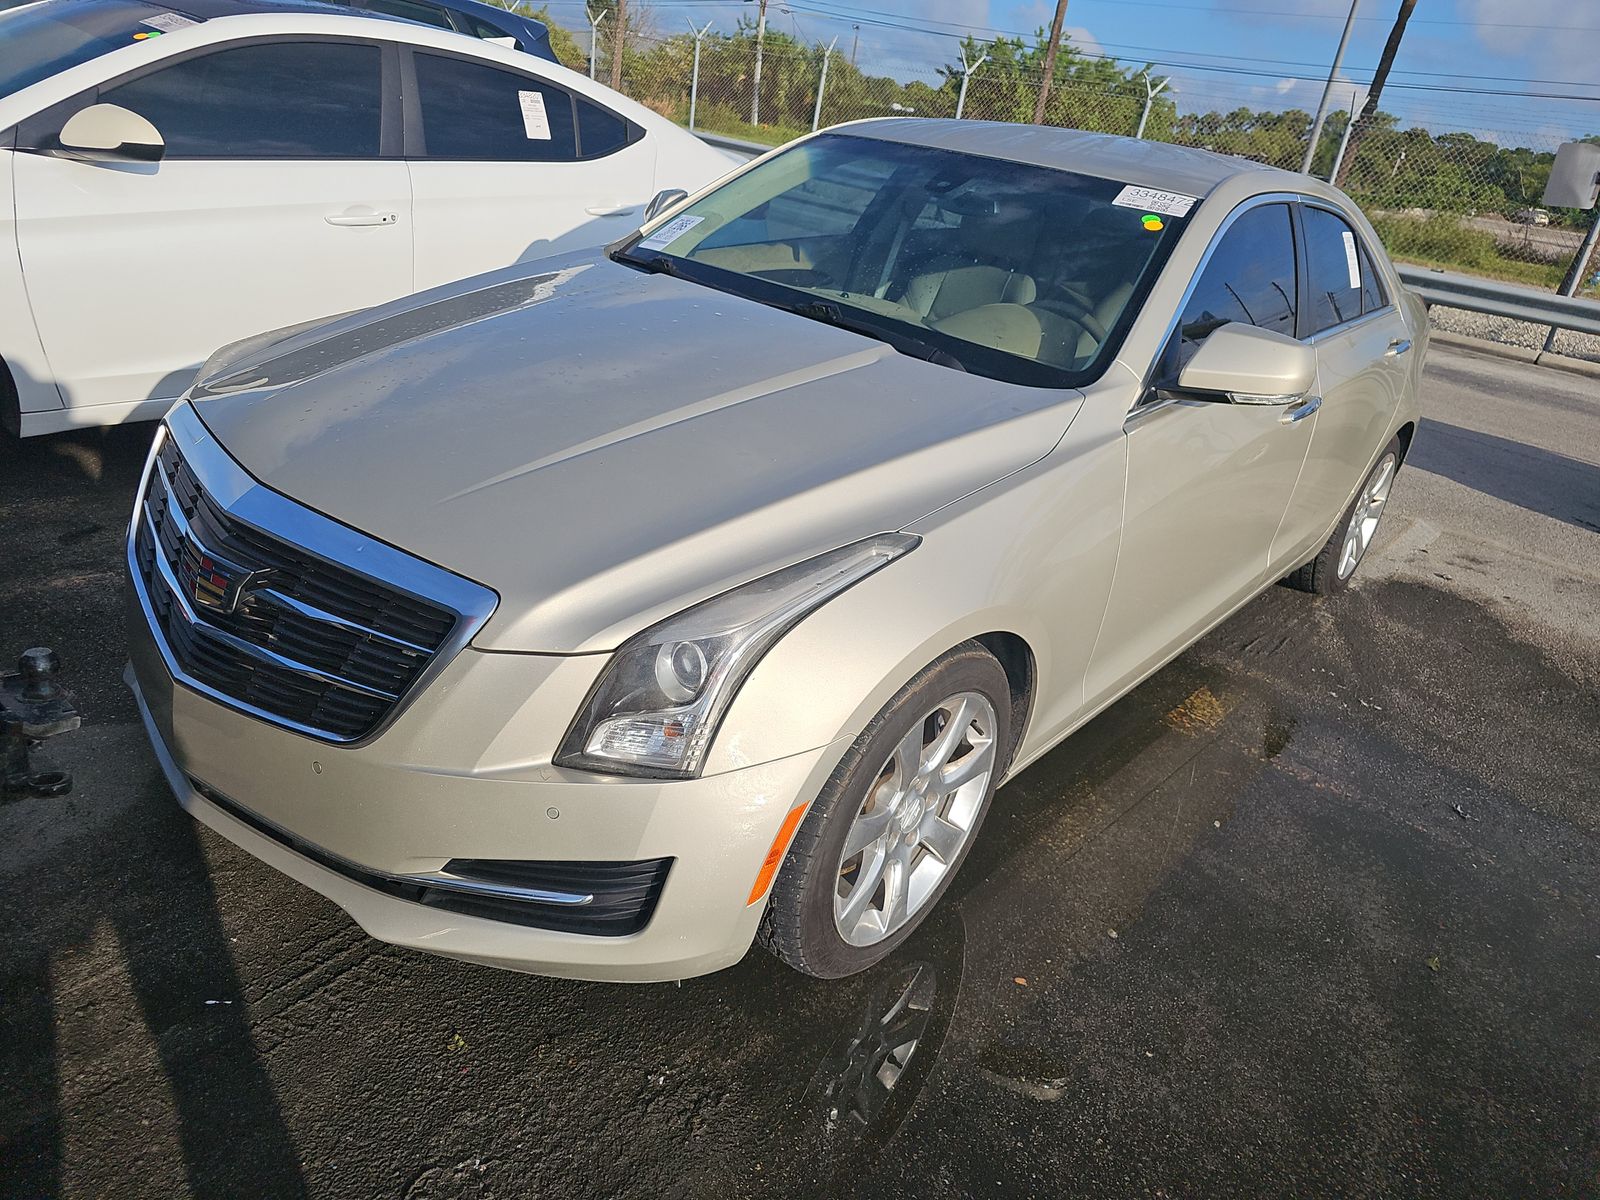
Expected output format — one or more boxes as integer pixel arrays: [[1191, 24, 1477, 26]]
[[126, 120, 1425, 981]]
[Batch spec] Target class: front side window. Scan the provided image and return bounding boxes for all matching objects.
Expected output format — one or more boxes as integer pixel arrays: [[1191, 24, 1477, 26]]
[[413, 52, 578, 161], [100, 41, 382, 158], [615, 134, 1191, 388], [1167, 202, 1299, 378], [1303, 205, 1380, 333]]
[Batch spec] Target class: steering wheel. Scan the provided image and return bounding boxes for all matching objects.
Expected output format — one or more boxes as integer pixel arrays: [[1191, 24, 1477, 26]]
[[1035, 291, 1108, 343]]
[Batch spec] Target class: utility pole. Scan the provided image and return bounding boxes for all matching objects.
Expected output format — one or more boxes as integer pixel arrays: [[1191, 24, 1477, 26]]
[[1335, 0, 1418, 189], [1301, 0, 1359, 174], [1032, 0, 1069, 126], [1135, 72, 1169, 140], [850, 23, 860, 68], [750, 0, 769, 126], [608, 0, 627, 93]]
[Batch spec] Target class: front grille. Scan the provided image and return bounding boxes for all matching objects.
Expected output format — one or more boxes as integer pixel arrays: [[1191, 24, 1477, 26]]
[[194, 779, 672, 937], [131, 416, 493, 742]]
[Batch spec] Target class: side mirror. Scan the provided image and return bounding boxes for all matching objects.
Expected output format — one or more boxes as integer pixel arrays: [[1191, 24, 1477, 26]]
[[643, 188, 689, 223], [56, 104, 165, 163], [1177, 322, 1315, 404]]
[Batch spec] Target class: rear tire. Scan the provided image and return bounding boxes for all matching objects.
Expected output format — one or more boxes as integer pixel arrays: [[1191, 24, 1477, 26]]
[[758, 643, 1011, 979], [1285, 436, 1401, 595]]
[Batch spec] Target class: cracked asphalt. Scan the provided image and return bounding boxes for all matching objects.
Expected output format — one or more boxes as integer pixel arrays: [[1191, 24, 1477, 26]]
[[2, 346, 1597, 1199]]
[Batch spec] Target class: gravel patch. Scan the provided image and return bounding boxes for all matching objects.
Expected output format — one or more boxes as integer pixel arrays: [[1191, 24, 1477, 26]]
[[1427, 304, 1600, 364]]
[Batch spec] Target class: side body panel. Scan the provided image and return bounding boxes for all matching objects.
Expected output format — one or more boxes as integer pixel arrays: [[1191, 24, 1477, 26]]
[[12, 153, 414, 417], [0, 145, 66, 428], [409, 140, 656, 290]]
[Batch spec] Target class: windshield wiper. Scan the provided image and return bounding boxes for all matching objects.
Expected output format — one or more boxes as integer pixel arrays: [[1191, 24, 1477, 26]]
[[786, 300, 968, 372], [616, 251, 687, 278]]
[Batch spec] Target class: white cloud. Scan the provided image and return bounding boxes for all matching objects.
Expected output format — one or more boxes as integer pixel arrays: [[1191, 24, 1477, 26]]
[[1459, 0, 1600, 84]]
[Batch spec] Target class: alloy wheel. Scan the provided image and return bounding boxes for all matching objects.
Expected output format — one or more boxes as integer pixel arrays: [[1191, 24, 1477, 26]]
[[832, 692, 998, 947], [1337, 452, 1397, 580]]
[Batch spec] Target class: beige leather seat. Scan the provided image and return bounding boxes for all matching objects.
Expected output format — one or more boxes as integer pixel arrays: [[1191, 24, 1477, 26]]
[[899, 211, 1040, 323]]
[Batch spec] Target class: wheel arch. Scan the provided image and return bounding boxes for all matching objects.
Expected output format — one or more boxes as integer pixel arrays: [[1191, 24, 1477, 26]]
[[1394, 420, 1416, 464], [0, 353, 19, 438], [972, 630, 1036, 776]]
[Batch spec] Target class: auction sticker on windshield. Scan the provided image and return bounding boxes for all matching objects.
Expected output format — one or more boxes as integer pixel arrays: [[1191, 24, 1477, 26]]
[[638, 214, 704, 251], [1112, 185, 1197, 217]]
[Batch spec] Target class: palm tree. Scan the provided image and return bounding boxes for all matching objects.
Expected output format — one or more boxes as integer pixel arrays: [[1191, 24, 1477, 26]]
[[1335, 0, 1417, 189]]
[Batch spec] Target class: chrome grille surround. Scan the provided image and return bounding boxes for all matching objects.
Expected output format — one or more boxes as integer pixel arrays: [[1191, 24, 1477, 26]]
[[128, 403, 498, 744]]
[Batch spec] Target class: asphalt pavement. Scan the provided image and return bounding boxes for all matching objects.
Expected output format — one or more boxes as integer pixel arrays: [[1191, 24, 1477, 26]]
[[1, 346, 1597, 1199]]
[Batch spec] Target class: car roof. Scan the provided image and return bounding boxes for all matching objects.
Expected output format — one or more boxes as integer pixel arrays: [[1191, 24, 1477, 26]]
[[834, 118, 1291, 199]]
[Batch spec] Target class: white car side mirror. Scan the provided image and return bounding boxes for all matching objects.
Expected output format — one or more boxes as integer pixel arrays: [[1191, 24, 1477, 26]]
[[57, 103, 165, 163], [644, 188, 690, 223], [1178, 322, 1316, 404]]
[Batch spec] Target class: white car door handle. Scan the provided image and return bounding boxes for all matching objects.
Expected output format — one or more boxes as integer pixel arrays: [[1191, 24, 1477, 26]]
[[585, 204, 637, 217], [1385, 338, 1413, 356], [325, 211, 398, 227]]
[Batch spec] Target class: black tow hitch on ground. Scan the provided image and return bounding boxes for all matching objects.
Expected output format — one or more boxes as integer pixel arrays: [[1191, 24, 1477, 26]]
[[2, 647, 80, 800]]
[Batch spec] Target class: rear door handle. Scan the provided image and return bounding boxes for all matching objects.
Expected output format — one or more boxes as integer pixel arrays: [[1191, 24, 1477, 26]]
[[325, 211, 398, 227], [585, 204, 637, 217], [1280, 394, 1322, 424], [1385, 338, 1412, 356]]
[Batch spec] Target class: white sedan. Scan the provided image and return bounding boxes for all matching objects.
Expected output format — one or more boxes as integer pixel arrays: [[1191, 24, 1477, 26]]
[[0, 0, 735, 436]]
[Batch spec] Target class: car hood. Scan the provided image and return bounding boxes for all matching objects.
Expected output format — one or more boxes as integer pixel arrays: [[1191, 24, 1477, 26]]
[[190, 251, 1081, 652]]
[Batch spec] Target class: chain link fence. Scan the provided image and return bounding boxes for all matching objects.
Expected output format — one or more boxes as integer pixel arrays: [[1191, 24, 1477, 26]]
[[547, 7, 1599, 319]]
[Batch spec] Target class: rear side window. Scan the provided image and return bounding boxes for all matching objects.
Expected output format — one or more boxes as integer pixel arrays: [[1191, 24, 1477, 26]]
[[413, 52, 577, 161], [576, 96, 631, 157], [1170, 202, 1298, 373], [100, 41, 382, 158], [1359, 244, 1388, 314], [1302, 206, 1377, 332]]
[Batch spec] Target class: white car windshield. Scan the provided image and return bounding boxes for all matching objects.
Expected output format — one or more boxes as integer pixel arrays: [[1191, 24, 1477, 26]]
[[616, 133, 1194, 387], [0, 1, 203, 100]]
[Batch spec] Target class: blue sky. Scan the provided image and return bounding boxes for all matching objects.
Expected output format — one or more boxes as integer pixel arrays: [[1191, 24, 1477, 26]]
[[539, 0, 1600, 147]]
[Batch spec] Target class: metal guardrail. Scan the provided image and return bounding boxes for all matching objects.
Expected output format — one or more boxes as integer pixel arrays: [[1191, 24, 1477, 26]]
[[1397, 265, 1600, 337]]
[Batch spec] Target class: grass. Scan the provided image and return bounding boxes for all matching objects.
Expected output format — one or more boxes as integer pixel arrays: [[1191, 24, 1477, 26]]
[[1370, 213, 1570, 292]]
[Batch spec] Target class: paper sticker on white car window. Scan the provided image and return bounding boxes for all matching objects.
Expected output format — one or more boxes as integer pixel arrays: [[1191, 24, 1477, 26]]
[[1111, 185, 1197, 217], [638, 214, 704, 251], [1341, 229, 1361, 289], [518, 90, 552, 140], [140, 12, 199, 32]]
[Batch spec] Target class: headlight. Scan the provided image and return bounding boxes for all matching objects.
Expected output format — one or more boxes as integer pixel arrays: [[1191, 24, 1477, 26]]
[[555, 533, 919, 779]]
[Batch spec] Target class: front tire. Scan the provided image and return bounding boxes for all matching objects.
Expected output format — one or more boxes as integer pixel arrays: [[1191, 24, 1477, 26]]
[[758, 643, 1012, 979], [1285, 436, 1400, 595]]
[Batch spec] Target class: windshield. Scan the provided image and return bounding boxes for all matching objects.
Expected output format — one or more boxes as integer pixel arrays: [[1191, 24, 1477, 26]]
[[0, 2, 199, 101], [615, 133, 1192, 388]]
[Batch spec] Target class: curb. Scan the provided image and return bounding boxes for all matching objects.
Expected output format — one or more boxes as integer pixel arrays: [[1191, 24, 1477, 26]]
[[1428, 330, 1600, 379]]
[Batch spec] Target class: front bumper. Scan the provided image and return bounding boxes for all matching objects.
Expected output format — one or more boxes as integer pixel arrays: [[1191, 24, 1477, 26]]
[[127, 598, 844, 982]]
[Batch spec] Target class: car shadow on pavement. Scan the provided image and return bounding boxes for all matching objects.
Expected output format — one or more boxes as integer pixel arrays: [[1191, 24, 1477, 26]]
[[1408, 417, 1600, 534], [1, 759, 307, 1200]]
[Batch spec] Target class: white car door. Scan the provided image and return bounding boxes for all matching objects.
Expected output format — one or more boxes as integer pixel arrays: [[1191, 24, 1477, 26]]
[[404, 48, 656, 291], [11, 37, 412, 422]]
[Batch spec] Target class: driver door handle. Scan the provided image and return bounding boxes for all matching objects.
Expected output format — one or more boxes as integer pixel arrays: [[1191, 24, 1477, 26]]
[[1280, 394, 1322, 424], [1385, 338, 1413, 356], [325, 210, 398, 227]]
